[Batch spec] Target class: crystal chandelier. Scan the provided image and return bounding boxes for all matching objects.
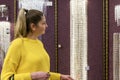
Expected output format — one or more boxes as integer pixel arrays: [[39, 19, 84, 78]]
[[70, 0, 88, 80], [0, 5, 9, 21], [18, 0, 52, 15]]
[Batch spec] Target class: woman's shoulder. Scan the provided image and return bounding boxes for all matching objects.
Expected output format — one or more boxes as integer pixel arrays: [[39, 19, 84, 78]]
[[10, 38, 23, 46], [37, 39, 44, 46], [12, 38, 23, 43]]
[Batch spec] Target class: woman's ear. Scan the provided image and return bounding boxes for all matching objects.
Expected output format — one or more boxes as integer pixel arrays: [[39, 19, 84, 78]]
[[30, 23, 36, 31]]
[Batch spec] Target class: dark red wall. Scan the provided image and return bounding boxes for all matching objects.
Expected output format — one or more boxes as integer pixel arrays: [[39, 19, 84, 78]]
[[43, 0, 70, 74], [88, 0, 103, 80], [57, 0, 70, 74], [42, 0, 56, 72]]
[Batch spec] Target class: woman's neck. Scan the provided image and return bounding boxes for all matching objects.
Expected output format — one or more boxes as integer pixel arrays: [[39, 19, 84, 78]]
[[27, 33, 38, 40]]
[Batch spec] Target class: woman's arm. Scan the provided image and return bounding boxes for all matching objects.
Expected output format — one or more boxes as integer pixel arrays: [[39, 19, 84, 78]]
[[31, 72, 50, 80], [49, 72, 74, 80], [1, 39, 51, 80], [1, 39, 32, 80], [49, 72, 61, 80]]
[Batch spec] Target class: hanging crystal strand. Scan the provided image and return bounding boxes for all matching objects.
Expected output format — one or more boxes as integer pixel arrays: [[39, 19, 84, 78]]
[[0, 22, 10, 66], [116, 6, 118, 26], [0, 5, 8, 20], [78, 0, 88, 80], [115, 6, 117, 23], [18, 0, 48, 15], [70, 0, 88, 80], [0, 5, 6, 17], [118, 6, 120, 26], [119, 33, 120, 80], [43, 0, 48, 16], [77, 0, 82, 79], [115, 5, 118, 26], [70, 0, 75, 79], [113, 33, 119, 80], [115, 5, 120, 26], [70, 0, 78, 79]]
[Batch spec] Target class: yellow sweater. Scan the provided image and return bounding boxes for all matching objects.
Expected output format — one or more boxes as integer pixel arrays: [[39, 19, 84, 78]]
[[1, 38, 60, 80]]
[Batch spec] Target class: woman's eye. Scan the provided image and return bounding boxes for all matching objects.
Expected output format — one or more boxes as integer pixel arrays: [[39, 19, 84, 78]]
[[42, 22, 46, 25]]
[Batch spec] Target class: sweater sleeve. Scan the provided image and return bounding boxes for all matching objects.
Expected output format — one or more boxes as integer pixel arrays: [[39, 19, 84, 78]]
[[49, 72, 61, 80], [1, 38, 32, 80]]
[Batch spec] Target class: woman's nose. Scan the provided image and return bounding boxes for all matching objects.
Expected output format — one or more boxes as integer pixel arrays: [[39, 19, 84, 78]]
[[46, 24, 48, 28]]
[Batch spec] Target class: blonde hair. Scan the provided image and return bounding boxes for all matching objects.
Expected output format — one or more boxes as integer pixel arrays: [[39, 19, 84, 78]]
[[14, 9, 27, 38], [14, 9, 43, 39]]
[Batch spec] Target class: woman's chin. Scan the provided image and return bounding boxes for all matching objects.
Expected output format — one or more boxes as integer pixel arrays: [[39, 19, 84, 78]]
[[42, 31, 46, 35], [38, 31, 46, 36]]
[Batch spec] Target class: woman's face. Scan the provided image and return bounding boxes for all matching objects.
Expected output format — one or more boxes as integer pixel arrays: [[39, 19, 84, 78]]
[[31, 15, 48, 36]]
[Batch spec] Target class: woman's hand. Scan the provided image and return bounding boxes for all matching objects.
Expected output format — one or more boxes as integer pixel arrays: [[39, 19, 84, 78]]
[[31, 72, 50, 80], [60, 74, 74, 80]]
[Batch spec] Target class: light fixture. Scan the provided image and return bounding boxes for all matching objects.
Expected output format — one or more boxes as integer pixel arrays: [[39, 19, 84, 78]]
[[0, 5, 9, 21], [18, 0, 52, 15]]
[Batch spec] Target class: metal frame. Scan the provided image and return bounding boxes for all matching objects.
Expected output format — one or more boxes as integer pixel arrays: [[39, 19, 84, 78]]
[[14, 0, 17, 23], [103, 0, 109, 80], [54, 0, 58, 72]]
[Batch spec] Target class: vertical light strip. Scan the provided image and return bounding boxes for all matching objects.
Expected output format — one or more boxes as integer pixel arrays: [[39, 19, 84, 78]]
[[113, 33, 119, 80], [70, 0, 88, 80], [119, 33, 120, 80]]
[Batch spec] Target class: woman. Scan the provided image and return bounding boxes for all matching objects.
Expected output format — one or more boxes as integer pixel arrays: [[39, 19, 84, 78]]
[[1, 9, 73, 80]]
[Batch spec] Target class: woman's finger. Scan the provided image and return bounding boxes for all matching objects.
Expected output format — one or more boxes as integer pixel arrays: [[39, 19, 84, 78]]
[[47, 72, 51, 77], [68, 76, 74, 80]]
